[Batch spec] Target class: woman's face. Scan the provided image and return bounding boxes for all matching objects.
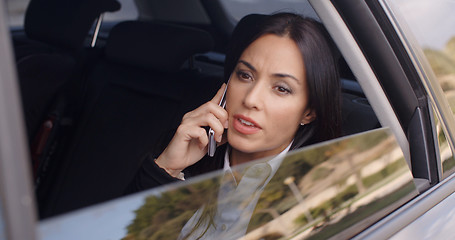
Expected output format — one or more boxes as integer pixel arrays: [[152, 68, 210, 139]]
[[226, 34, 315, 161]]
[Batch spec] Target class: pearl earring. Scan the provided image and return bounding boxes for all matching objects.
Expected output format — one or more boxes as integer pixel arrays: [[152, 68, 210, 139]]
[[300, 123, 305, 126]]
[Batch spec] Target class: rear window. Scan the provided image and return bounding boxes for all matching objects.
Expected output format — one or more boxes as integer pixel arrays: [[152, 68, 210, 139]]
[[220, 0, 319, 21], [5, 0, 138, 27]]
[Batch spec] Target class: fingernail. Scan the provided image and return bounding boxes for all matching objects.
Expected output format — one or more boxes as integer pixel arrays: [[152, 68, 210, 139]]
[[217, 135, 222, 142], [224, 120, 229, 128]]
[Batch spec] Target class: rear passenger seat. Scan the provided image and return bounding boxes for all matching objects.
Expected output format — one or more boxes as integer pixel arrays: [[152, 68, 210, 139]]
[[14, 0, 120, 141], [38, 21, 223, 218], [341, 91, 381, 136]]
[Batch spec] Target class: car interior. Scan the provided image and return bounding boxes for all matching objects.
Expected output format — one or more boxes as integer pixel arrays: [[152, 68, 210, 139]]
[[9, 0, 381, 219]]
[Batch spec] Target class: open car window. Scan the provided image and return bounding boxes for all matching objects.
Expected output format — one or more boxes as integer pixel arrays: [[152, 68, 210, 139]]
[[382, 0, 455, 179], [39, 128, 417, 240], [219, 0, 319, 21]]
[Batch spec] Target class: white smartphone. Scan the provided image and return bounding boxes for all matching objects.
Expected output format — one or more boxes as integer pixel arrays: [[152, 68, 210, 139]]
[[208, 81, 229, 157]]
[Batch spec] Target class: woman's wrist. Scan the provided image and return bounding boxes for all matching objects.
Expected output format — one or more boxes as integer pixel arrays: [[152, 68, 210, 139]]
[[155, 157, 185, 180]]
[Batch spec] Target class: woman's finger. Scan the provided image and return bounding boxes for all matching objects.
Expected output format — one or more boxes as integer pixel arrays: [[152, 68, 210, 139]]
[[210, 83, 227, 104], [182, 112, 225, 141], [182, 103, 228, 129], [204, 113, 225, 142]]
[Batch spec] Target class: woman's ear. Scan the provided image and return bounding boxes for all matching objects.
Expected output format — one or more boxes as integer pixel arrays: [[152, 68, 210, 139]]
[[301, 109, 316, 125]]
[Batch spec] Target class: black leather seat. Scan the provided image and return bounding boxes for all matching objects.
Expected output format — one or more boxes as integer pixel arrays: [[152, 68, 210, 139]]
[[38, 20, 221, 218], [15, 0, 120, 141]]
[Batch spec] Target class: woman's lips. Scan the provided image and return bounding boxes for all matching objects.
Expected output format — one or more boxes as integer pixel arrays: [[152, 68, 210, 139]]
[[233, 114, 261, 135]]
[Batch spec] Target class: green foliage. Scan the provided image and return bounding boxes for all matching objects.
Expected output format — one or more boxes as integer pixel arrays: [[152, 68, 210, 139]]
[[306, 182, 416, 240], [445, 36, 455, 62], [124, 178, 219, 239], [362, 157, 407, 188], [424, 48, 455, 77], [303, 184, 358, 223], [311, 167, 332, 181], [439, 128, 448, 145], [330, 185, 358, 209], [443, 157, 455, 173], [247, 212, 275, 232], [344, 130, 389, 152], [257, 153, 315, 212], [294, 213, 309, 225]]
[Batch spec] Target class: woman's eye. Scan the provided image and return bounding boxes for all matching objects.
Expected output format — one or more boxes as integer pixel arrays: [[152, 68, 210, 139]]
[[236, 71, 252, 81], [275, 85, 292, 94]]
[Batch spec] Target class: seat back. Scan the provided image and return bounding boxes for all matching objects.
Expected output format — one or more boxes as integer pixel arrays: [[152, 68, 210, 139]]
[[16, 0, 121, 141], [38, 21, 219, 218]]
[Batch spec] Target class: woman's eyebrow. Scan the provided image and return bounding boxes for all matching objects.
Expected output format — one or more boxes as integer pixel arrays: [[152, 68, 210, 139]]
[[273, 73, 301, 84], [238, 60, 256, 72], [238, 60, 301, 84]]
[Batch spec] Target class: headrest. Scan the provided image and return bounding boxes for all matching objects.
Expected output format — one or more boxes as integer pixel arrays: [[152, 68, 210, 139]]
[[105, 21, 214, 72], [24, 0, 121, 51]]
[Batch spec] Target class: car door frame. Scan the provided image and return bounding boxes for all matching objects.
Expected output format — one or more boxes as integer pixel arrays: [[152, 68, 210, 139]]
[[0, 0, 38, 239]]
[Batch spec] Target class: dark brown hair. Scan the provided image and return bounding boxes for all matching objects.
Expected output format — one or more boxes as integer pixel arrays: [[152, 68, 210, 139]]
[[225, 12, 342, 149]]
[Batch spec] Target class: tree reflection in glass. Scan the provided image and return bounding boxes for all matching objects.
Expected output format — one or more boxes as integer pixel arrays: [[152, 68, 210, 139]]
[[123, 128, 417, 240]]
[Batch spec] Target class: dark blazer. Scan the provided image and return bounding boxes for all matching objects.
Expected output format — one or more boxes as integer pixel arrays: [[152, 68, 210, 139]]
[[124, 144, 228, 194]]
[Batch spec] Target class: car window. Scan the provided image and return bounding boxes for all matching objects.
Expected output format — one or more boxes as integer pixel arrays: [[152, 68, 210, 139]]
[[431, 106, 455, 178], [134, 0, 210, 24], [39, 128, 417, 240], [5, 0, 28, 27], [387, 0, 455, 178], [5, 0, 138, 28], [103, 0, 138, 22], [219, 0, 320, 21]]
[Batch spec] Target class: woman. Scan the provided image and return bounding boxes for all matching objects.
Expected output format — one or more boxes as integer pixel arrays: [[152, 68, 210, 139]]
[[126, 12, 341, 192]]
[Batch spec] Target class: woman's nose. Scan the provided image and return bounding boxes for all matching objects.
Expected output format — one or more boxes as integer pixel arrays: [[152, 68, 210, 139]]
[[243, 82, 264, 110]]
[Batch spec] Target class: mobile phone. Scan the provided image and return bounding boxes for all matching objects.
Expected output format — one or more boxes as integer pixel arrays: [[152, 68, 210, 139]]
[[208, 81, 228, 157]]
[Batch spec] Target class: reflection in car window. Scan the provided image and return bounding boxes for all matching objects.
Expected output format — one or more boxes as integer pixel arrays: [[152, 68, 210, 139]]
[[393, 0, 455, 177], [431, 106, 455, 178], [39, 128, 418, 239], [125, 128, 416, 239]]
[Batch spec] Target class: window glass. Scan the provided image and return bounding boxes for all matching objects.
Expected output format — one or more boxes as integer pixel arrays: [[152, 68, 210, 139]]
[[103, 0, 138, 22], [220, 0, 319, 21], [134, 0, 210, 24], [392, 0, 455, 177], [5, 0, 29, 27], [432, 106, 455, 178], [39, 128, 417, 240], [4, 0, 138, 27]]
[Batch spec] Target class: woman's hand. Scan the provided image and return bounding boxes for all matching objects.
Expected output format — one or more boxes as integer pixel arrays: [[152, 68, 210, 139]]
[[155, 84, 229, 177]]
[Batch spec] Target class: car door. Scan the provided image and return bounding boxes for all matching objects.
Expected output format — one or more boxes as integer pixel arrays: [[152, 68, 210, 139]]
[[311, 0, 455, 238], [1, 0, 454, 239]]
